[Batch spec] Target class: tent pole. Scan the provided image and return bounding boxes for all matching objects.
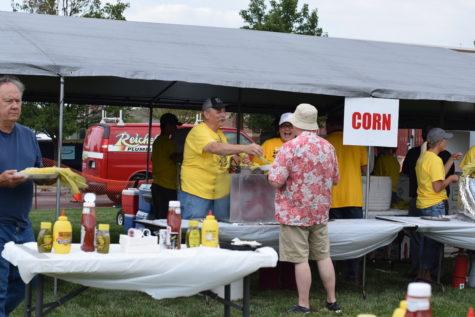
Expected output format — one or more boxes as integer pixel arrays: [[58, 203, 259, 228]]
[[362, 145, 371, 299], [55, 77, 64, 218], [145, 105, 153, 181], [236, 89, 242, 144], [53, 76, 64, 298]]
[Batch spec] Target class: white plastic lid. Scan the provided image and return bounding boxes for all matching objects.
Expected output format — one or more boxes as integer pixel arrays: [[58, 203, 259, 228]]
[[407, 282, 431, 297], [122, 188, 139, 195], [83, 193, 96, 207], [168, 200, 180, 208]]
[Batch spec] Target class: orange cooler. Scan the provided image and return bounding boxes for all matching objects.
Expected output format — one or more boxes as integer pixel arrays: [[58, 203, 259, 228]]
[[122, 188, 139, 215]]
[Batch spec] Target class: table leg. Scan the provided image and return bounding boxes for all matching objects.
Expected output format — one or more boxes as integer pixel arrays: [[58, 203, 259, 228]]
[[24, 282, 32, 317], [242, 275, 250, 317], [35, 275, 44, 317], [224, 284, 231, 317]]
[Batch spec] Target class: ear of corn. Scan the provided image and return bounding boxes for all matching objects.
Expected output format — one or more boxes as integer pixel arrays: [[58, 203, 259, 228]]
[[462, 162, 475, 178], [20, 167, 87, 194]]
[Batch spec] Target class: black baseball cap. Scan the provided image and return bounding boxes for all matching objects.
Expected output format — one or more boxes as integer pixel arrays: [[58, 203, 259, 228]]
[[160, 113, 182, 126], [202, 97, 226, 111]]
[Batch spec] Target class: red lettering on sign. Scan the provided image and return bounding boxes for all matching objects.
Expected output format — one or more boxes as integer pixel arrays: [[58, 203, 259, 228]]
[[382, 114, 391, 130], [351, 112, 392, 131], [362, 113, 372, 130], [352, 112, 362, 129]]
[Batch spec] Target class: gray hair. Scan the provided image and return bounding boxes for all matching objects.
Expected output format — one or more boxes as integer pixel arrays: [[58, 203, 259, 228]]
[[0, 76, 25, 94]]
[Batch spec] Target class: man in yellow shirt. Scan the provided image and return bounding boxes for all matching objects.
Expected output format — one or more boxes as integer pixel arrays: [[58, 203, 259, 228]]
[[180, 97, 263, 220], [258, 112, 294, 163], [325, 114, 367, 283], [460, 145, 475, 170], [415, 128, 461, 281], [151, 113, 182, 219], [373, 147, 400, 204]]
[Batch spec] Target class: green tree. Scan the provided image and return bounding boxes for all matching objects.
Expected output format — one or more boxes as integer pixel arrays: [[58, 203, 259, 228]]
[[12, 0, 130, 148], [240, 0, 324, 36], [12, 0, 129, 20]]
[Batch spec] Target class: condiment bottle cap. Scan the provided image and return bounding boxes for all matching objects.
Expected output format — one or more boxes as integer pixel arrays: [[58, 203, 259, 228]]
[[98, 224, 110, 231], [40, 222, 52, 229], [407, 282, 431, 297], [189, 220, 199, 227]]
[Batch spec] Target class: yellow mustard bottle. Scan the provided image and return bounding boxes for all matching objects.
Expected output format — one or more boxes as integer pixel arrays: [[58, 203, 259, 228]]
[[201, 211, 219, 247], [53, 209, 72, 254]]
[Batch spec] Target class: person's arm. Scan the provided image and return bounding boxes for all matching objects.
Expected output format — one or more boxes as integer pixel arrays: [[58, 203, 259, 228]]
[[267, 144, 290, 189], [443, 152, 463, 175], [432, 175, 459, 193], [204, 142, 263, 157], [0, 170, 28, 188]]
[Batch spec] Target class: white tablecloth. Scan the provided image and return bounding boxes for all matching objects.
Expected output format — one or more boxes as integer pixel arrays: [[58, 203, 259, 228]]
[[142, 219, 405, 260], [1, 242, 277, 299], [377, 215, 475, 250]]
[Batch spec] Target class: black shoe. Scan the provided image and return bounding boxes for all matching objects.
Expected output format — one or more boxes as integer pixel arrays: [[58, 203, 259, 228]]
[[326, 301, 342, 314], [287, 305, 311, 314]]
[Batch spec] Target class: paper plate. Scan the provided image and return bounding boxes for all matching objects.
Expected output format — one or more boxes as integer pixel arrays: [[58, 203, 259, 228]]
[[20, 172, 58, 181]]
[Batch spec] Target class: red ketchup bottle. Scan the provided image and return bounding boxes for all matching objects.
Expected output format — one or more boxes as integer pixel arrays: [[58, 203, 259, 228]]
[[80, 193, 97, 252], [405, 282, 432, 317], [166, 201, 182, 249]]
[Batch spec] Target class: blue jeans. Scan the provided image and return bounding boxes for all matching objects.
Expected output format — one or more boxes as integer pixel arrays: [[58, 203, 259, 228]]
[[178, 191, 230, 221], [0, 223, 35, 317], [419, 202, 445, 271]]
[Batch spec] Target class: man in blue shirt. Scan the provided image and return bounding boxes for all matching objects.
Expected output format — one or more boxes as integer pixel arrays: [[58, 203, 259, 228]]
[[0, 76, 42, 317]]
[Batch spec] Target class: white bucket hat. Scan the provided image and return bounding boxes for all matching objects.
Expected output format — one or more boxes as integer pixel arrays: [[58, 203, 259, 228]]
[[290, 103, 319, 130]]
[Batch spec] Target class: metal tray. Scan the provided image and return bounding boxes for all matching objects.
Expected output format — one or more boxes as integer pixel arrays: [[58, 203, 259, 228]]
[[420, 216, 450, 222]]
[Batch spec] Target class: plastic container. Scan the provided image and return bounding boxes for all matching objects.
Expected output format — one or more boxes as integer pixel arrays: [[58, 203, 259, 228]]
[[80, 193, 96, 252], [53, 209, 72, 254], [167, 200, 182, 249], [405, 282, 432, 317], [37, 222, 53, 253], [138, 184, 152, 213], [134, 210, 150, 229], [201, 211, 219, 248], [96, 224, 110, 254], [186, 219, 201, 248], [122, 188, 139, 215], [124, 214, 136, 232]]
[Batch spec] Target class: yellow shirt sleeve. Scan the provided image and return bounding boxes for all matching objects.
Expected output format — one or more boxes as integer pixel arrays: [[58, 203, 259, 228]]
[[460, 146, 475, 169]]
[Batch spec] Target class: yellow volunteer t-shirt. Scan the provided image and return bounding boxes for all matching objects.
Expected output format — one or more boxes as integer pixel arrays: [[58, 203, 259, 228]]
[[460, 146, 475, 169], [416, 151, 447, 209], [181, 123, 230, 200], [373, 154, 400, 192], [152, 135, 177, 190], [326, 131, 368, 208], [253, 137, 283, 164]]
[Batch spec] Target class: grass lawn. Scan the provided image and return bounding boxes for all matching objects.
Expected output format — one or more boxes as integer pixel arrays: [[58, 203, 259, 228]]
[[9, 207, 475, 316]]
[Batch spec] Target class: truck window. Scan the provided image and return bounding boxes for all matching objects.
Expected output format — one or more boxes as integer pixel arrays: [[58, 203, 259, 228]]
[[84, 126, 104, 152], [224, 132, 251, 145]]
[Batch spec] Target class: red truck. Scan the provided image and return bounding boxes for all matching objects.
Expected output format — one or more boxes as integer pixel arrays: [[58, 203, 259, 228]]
[[82, 122, 254, 203]]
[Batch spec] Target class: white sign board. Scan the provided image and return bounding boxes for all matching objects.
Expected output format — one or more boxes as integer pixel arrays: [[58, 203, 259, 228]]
[[343, 97, 399, 147]]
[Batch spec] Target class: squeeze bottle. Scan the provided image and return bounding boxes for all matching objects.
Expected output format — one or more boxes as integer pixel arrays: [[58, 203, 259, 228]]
[[53, 209, 72, 254], [201, 211, 219, 247], [80, 193, 96, 252]]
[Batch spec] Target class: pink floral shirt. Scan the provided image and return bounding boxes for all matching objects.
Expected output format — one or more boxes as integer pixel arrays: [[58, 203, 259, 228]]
[[268, 131, 339, 226]]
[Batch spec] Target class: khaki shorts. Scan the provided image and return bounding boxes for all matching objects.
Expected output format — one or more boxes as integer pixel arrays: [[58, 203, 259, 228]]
[[279, 224, 330, 263]]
